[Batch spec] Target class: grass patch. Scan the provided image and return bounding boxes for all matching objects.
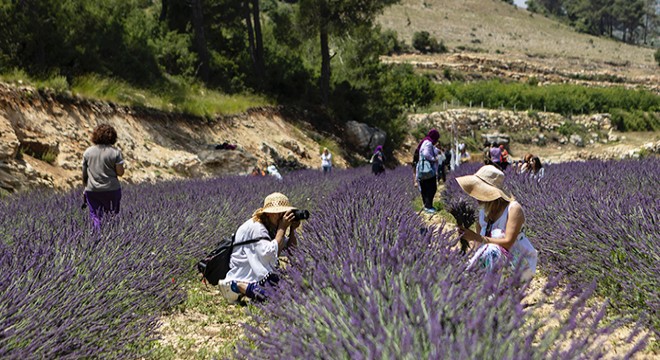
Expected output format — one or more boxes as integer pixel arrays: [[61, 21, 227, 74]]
[[145, 279, 252, 360], [1, 71, 272, 117]]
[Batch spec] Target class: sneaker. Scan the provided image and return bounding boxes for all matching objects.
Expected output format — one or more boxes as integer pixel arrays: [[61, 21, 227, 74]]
[[425, 208, 436, 214]]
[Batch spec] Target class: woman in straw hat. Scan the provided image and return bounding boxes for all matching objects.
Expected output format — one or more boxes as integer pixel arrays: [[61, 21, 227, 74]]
[[455, 165, 537, 279], [218, 192, 300, 303]]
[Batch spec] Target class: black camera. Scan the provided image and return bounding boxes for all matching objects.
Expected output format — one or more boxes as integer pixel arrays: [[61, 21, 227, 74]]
[[292, 209, 310, 221]]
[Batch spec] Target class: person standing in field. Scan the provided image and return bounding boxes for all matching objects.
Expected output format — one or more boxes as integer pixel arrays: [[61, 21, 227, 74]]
[[416, 129, 442, 214], [455, 165, 537, 279], [499, 145, 509, 171], [321, 148, 332, 174], [82, 124, 125, 230], [370, 145, 386, 175], [489, 143, 502, 170]]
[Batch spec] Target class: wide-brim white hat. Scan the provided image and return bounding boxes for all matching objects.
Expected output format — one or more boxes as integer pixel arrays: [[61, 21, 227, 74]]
[[456, 165, 514, 202]]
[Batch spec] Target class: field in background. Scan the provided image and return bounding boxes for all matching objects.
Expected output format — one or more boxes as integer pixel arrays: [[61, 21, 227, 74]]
[[378, 0, 658, 79]]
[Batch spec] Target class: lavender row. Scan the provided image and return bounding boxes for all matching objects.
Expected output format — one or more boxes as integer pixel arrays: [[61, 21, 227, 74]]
[[0, 170, 354, 358], [238, 167, 641, 359], [443, 159, 659, 336]]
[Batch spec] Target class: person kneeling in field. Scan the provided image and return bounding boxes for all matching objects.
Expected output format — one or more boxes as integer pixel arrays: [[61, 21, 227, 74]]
[[218, 192, 299, 303], [455, 165, 538, 280]]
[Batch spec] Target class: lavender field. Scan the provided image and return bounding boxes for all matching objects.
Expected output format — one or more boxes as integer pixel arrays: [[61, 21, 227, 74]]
[[444, 159, 659, 348], [0, 164, 655, 358]]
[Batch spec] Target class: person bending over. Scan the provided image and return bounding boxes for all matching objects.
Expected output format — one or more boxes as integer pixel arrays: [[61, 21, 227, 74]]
[[455, 165, 537, 280], [218, 192, 300, 303]]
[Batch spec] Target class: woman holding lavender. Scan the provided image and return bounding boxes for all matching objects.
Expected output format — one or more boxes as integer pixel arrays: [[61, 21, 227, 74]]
[[455, 165, 537, 279], [82, 124, 125, 230]]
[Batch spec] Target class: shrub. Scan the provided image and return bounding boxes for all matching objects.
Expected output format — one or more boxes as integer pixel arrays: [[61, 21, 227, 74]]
[[412, 31, 447, 54]]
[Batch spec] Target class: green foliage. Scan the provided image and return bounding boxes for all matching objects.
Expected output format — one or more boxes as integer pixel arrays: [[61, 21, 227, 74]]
[[557, 120, 586, 137], [655, 48, 660, 67], [432, 80, 660, 117], [379, 29, 411, 55], [610, 108, 660, 132], [412, 31, 447, 53]]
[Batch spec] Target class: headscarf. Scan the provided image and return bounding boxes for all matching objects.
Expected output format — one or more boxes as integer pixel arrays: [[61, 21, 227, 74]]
[[374, 145, 383, 154], [416, 129, 440, 152]]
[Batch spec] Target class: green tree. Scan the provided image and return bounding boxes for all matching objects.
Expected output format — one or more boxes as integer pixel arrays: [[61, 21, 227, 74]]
[[296, 0, 399, 105]]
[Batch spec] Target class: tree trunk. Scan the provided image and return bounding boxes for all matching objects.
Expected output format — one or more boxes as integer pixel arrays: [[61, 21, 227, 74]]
[[251, 0, 265, 81], [191, 0, 210, 82], [319, 23, 330, 106], [160, 0, 168, 21], [244, 1, 257, 71]]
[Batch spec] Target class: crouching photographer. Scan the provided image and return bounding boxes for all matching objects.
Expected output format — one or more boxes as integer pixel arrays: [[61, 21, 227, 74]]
[[218, 192, 308, 303]]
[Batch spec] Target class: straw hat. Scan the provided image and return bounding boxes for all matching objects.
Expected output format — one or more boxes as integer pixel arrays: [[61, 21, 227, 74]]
[[456, 165, 513, 202], [260, 192, 296, 214]]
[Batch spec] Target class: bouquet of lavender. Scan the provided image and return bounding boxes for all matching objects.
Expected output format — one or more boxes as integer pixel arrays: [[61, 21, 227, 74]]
[[447, 198, 477, 255]]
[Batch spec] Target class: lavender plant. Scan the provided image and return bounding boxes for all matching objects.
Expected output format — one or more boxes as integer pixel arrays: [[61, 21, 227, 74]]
[[444, 159, 660, 342], [447, 198, 477, 254], [236, 167, 644, 358], [0, 163, 650, 359]]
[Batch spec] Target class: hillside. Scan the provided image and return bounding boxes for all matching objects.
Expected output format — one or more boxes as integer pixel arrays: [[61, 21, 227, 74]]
[[378, 0, 658, 82]]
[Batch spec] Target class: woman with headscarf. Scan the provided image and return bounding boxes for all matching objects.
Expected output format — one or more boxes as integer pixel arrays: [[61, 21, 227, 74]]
[[218, 192, 300, 303], [455, 165, 538, 279], [370, 145, 385, 175], [416, 129, 441, 214]]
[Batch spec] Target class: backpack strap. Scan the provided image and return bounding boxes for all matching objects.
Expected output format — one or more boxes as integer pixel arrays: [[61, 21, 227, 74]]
[[232, 236, 271, 247]]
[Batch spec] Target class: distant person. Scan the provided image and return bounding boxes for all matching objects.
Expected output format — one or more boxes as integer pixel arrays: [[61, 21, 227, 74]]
[[459, 143, 471, 164], [82, 124, 125, 230], [370, 145, 386, 175], [267, 164, 283, 180], [489, 143, 502, 169], [499, 145, 509, 171], [436, 144, 447, 183], [483, 141, 492, 165], [529, 156, 545, 179], [520, 153, 534, 173], [218, 192, 300, 303], [321, 148, 332, 174], [416, 129, 442, 214], [455, 165, 538, 280], [412, 146, 420, 188]]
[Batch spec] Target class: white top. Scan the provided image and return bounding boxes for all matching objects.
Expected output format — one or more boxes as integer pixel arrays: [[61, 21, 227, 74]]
[[267, 165, 283, 180], [531, 167, 545, 180], [321, 152, 332, 167], [478, 202, 538, 277], [225, 219, 286, 283]]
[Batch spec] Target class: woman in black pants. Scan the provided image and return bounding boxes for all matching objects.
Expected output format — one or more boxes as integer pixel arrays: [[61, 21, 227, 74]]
[[415, 129, 441, 214]]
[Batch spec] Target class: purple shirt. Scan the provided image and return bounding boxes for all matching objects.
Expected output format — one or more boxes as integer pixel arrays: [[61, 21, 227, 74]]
[[489, 147, 502, 163]]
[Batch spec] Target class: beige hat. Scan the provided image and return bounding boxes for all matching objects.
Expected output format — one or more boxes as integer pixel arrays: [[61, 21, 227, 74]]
[[260, 192, 296, 214], [456, 165, 513, 202]]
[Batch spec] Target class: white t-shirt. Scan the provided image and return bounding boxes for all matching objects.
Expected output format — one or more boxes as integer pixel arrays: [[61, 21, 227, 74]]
[[321, 152, 332, 167], [224, 219, 285, 283]]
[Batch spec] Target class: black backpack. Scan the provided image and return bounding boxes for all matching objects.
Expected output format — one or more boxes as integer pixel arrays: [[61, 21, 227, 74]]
[[197, 234, 269, 285]]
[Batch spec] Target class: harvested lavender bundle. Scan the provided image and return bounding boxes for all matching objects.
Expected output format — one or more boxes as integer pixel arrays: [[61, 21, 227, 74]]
[[448, 199, 477, 254]]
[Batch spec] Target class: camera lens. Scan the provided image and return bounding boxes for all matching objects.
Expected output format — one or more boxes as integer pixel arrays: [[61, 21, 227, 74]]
[[294, 209, 310, 220]]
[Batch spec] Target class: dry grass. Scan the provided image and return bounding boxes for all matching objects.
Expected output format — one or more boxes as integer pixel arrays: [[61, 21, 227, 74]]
[[378, 0, 658, 79]]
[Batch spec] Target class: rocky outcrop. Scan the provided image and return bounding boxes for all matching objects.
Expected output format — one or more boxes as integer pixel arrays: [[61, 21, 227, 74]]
[[0, 82, 346, 192], [344, 121, 387, 151], [409, 109, 613, 134]]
